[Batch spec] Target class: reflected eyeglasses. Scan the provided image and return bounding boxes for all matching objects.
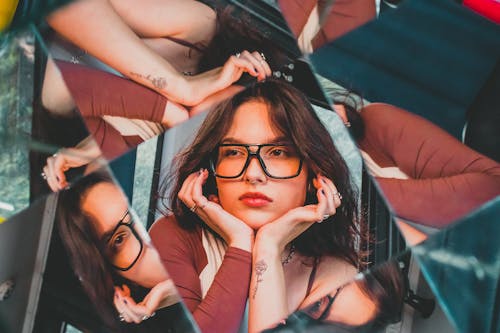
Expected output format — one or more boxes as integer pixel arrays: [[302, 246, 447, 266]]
[[104, 210, 144, 272]]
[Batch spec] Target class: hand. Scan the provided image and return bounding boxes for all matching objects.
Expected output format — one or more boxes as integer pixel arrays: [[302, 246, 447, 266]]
[[114, 280, 178, 324], [255, 175, 342, 252], [182, 51, 271, 106], [214, 50, 272, 88], [178, 169, 254, 251], [42, 145, 102, 191]]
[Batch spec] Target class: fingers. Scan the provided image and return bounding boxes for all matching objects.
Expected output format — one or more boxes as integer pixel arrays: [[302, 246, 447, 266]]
[[315, 175, 341, 222], [232, 51, 271, 81], [239, 51, 270, 80], [178, 170, 207, 212], [43, 154, 68, 191], [114, 287, 152, 324]]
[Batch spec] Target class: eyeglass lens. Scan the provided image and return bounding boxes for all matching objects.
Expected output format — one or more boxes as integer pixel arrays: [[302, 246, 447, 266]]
[[215, 145, 301, 178], [105, 219, 142, 270]]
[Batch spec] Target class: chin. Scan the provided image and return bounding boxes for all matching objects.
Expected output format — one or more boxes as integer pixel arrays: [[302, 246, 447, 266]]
[[236, 211, 279, 230]]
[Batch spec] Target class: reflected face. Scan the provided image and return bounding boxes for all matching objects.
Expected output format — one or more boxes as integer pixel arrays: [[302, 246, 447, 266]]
[[81, 182, 168, 288], [215, 100, 308, 230]]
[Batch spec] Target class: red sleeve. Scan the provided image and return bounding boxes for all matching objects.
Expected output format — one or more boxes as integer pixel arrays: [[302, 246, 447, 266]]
[[312, 0, 376, 50], [55, 60, 167, 123], [277, 0, 317, 37], [149, 217, 251, 333], [358, 103, 500, 227]]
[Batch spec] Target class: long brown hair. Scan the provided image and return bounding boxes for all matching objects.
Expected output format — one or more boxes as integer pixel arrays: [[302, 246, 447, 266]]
[[56, 171, 149, 331], [163, 79, 362, 266]]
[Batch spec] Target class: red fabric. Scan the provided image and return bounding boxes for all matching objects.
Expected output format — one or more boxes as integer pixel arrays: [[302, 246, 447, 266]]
[[277, 0, 376, 50], [463, 0, 500, 23], [277, 0, 317, 37], [358, 103, 500, 227], [55, 60, 167, 122], [312, 0, 376, 49], [149, 216, 251, 333], [83, 118, 140, 160]]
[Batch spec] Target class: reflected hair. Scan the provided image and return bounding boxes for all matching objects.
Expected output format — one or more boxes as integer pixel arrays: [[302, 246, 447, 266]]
[[56, 170, 144, 331], [163, 79, 362, 266]]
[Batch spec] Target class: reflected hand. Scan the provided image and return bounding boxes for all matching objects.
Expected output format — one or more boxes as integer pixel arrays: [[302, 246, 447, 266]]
[[178, 169, 254, 251], [215, 50, 272, 87], [42, 146, 101, 191], [114, 280, 177, 324], [255, 175, 342, 251]]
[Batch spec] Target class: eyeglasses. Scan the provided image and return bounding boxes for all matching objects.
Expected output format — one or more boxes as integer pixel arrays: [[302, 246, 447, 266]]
[[103, 210, 143, 272], [211, 143, 303, 179]]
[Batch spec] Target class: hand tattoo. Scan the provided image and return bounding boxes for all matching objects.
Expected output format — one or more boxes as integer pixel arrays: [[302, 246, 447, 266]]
[[130, 72, 167, 89], [252, 260, 268, 299]]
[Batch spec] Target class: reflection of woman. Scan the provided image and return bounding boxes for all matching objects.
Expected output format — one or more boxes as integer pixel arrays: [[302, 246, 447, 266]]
[[57, 171, 187, 332], [264, 259, 405, 332], [41, 1, 290, 190], [44, 0, 280, 110], [150, 80, 363, 332], [332, 100, 500, 228]]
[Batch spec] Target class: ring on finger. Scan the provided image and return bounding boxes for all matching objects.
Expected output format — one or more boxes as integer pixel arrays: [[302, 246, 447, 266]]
[[333, 191, 342, 200], [190, 203, 198, 212], [235, 52, 241, 58], [40, 172, 47, 180], [118, 313, 125, 321], [142, 314, 150, 321], [259, 52, 266, 61], [317, 214, 330, 223]]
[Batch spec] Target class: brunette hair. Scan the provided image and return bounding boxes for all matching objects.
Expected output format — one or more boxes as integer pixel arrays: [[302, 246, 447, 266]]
[[56, 170, 146, 331], [197, 6, 292, 78], [163, 79, 361, 266]]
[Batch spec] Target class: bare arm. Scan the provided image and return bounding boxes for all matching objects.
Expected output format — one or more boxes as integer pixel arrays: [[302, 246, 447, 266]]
[[46, 0, 269, 106]]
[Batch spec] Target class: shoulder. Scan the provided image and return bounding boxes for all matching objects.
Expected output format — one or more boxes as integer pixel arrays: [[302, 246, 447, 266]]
[[301, 256, 357, 309], [149, 214, 202, 251]]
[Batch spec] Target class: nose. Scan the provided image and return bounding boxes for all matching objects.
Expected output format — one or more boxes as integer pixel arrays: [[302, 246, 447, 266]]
[[243, 155, 267, 184]]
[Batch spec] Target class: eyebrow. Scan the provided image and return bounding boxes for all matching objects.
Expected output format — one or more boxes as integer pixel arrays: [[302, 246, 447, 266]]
[[220, 136, 293, 145]]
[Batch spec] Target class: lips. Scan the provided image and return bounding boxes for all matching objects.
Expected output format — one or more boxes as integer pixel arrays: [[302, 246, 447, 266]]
[[239, 192, 273, 207]]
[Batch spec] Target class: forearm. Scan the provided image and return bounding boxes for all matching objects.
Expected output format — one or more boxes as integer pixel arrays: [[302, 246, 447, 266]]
[[376, 173, 500, 227], [249, 240, 288, 333], [47, 0, 188, 103]]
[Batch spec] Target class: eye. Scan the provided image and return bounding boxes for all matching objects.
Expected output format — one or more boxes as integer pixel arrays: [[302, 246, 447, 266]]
[[266, 146, 295, 158], [109, 230, 130, 252], [220, 146, 246, 158]]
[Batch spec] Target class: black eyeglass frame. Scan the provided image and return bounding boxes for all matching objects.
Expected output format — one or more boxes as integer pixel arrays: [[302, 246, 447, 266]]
[[105, 210, 144, 272], [210, 143, 303, 179]]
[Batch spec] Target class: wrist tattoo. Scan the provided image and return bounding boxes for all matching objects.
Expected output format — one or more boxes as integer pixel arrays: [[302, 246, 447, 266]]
[[252, 260, 268, 299], [130, 72, 167, 89]]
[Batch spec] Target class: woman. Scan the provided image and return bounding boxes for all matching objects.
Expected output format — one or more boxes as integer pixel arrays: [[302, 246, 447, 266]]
[[56, 169, 194, 332], [150, 79, 364, 332], [41, 1, 292, 190], [263, 258, 405, 332], [320, 78, 500, 229]]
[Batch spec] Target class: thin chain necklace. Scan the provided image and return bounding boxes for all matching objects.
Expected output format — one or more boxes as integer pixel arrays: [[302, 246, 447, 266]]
[[281, 244, 295, 266]]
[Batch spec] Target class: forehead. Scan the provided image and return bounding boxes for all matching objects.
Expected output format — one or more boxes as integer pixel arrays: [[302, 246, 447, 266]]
[[80, 182, 128, 236], [223, 100, 285, 143]]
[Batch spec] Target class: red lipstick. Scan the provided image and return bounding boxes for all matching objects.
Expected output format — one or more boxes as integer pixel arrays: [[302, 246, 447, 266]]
[[239, 192, 273, 207]]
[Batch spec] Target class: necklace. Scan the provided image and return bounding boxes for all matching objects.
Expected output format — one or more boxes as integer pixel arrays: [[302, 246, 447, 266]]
[[281, 244, 295, 266]]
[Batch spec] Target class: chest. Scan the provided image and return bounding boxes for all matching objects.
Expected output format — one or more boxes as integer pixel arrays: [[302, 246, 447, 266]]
[[143, 37, 205, 74]]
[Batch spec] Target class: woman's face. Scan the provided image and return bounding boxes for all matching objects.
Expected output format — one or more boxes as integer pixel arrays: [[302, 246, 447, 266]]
[[215, 100, 309, 230], [81, 182, 168, 288]]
